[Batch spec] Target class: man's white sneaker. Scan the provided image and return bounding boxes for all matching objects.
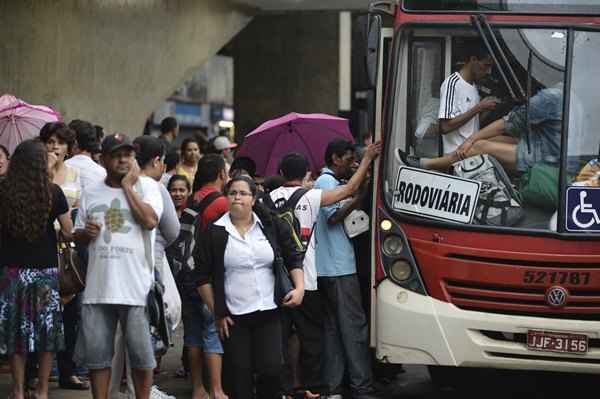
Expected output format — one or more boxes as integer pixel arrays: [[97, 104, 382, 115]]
[[150, 385, 176, 399]]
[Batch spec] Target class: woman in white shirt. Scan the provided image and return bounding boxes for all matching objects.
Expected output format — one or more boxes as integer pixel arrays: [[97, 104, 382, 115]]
[[195, 176, 305, 399], [40, 123, 81, 209], [39, 122, 88, 391]]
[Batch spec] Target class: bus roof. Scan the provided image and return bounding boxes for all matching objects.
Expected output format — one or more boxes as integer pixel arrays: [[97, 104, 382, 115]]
[[402, 0, 600, 16]]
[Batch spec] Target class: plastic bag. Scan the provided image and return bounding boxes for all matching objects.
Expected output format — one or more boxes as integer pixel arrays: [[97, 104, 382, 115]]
[[520, 162, 560, 211]]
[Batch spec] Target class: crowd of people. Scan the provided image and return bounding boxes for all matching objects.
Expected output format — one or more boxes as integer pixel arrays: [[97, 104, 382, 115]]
[[0, 115, 384, 399]]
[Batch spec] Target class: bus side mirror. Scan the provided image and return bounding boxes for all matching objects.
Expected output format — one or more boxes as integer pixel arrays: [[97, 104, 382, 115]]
[[366, 14, 382, 89]]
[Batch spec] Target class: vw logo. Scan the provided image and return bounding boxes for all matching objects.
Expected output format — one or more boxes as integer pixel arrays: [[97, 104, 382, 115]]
[[546, 286, 569, 308]]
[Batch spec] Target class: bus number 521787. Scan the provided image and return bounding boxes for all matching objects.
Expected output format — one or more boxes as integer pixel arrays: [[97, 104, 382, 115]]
[[523, 271, 591, 285]]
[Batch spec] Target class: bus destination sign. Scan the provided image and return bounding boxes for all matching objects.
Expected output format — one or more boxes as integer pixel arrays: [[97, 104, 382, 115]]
[[392, 167, 481, 224]]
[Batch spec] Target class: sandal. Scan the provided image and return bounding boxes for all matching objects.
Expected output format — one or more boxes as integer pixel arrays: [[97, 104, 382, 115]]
[[58, 377, 90, 390], [174, 366, 188, 378]]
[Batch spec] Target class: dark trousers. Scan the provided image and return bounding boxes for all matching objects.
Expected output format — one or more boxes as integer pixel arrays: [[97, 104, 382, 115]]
[[318, 274, 374, 395], [223, 309, 283, 399], [281, 290, 324, 392], [58, 295, 80, 382]]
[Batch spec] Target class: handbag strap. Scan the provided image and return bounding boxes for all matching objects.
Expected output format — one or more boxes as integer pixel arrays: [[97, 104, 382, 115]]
[[134, 180, 156, 279], [259, 221, 285, 269]]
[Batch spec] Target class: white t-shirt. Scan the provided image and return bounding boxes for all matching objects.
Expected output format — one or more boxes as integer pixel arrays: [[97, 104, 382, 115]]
[[65, 154, 107, 191], [269, 186, 322, 291], [438, 72, 481, 154], [75, 176, 164, 306]]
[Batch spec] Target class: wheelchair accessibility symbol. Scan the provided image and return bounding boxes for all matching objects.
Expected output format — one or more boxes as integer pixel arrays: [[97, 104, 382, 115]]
[[566, 187, 600, 231]]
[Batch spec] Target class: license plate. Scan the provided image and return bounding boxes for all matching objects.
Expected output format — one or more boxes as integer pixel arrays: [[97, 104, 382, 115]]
[[527, 330, 588, 354]]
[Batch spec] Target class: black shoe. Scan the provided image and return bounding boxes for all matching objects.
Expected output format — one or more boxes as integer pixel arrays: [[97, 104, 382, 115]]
[[396, 148, 421, 168], [352, 392, 384, 399]]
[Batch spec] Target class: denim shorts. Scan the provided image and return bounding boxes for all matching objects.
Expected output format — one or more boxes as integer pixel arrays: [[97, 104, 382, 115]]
[[74, 304, 156, 370], [182, 300, 223, 354], [504, 87, 562, 172]]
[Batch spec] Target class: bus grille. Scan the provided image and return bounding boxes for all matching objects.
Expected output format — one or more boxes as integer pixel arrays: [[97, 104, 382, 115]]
[[444, 279, 600, 320]]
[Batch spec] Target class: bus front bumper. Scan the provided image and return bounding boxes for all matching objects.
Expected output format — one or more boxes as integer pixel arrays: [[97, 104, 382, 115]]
[[376, 279, 600, 374]]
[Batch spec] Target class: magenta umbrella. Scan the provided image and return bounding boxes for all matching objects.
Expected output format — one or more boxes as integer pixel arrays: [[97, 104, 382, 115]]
[[0, 94, 62, 155], [237, 112, 355, 177]]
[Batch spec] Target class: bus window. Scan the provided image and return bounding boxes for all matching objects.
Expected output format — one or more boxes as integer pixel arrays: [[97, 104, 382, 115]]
[[387, 28, 570, 231], [407, 39, 444, 158], [568, 31, 600, 188]]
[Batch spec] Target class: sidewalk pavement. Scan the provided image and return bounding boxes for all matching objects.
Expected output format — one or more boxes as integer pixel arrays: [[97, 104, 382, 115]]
[[0, 328, 191, 399]]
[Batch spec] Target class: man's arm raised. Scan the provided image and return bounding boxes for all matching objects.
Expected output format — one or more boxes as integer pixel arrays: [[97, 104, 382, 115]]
[[320, 141, 382, 207], [122, 160, 159, 230]]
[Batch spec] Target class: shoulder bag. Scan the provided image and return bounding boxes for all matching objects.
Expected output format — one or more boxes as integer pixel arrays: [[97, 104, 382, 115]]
[[57, 231, 86, 297], [273, 254, 294, 306], [261, 219, 294, 306]]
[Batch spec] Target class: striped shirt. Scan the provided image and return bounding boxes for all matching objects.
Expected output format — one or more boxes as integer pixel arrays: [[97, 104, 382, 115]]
[[438, 72, 481, 154]]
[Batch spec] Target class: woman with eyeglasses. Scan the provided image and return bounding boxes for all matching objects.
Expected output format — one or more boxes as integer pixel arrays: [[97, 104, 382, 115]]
[[194, 176, 304, 399]]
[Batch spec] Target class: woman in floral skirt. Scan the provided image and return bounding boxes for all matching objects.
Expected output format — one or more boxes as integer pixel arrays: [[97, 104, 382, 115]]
[[0, 139, 73, 399]]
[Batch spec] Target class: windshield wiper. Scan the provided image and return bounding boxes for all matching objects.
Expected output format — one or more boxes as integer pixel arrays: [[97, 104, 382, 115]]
[[525, 50, 533, 153], [471, 14, 526, 102]]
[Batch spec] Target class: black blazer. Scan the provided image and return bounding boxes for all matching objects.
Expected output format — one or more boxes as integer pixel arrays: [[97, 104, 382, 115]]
[[192, 212, 303, 319]]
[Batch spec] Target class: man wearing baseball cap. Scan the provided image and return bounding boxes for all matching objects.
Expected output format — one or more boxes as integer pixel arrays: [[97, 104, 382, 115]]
[[74, 133, 163, 399], [66, 120, 106, 190], [212, 135, 237, 164]]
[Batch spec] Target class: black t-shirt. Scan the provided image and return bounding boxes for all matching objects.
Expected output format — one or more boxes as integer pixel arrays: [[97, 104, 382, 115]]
[[0, 184, 69, 269], [159, 137, 177, 155]]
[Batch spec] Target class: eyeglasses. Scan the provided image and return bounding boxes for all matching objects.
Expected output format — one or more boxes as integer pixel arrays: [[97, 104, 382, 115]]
[[227, 190, 253, 197]]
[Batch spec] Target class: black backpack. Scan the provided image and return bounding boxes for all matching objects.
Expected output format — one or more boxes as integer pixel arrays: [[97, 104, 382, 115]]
[[166, 191, 223, 298], [263, 188, 310, 253]]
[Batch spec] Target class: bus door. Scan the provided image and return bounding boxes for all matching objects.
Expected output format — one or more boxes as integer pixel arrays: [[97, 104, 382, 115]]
[[366, 12, 393, 346]]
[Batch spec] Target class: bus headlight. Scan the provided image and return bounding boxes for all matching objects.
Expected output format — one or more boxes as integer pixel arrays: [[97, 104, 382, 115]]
[[382, 235, 404, 256], [390, 260, 412, 282]]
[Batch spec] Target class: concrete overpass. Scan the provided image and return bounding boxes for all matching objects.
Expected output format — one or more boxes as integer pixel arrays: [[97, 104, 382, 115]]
[[0, 0, 372, 135]]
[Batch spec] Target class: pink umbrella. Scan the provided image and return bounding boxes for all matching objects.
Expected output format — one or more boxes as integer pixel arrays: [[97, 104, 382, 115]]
[[237, 112, 355, 177], [0, 94, 62, 155]]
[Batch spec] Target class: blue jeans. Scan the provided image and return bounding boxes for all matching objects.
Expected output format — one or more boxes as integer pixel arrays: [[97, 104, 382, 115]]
[[182, 299, 223, 354]]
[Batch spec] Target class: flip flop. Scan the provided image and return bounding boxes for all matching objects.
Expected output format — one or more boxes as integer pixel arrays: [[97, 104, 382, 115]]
[[58, 379, 90, 390]]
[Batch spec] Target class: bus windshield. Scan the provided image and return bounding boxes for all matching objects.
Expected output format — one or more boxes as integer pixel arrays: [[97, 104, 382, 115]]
[[384, 26, 600, 233], [402, 0, 600, 15]]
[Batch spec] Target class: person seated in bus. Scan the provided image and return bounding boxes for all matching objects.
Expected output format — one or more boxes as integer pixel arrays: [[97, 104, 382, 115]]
[[401, 84, 564, 175], [414, 97, 441, 141], [407, 40, 499, 161]]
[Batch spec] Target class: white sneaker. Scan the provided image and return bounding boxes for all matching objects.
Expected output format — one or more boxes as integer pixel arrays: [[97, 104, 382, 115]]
[[150, 385, 176, 399], [323, 395, 343, 399]]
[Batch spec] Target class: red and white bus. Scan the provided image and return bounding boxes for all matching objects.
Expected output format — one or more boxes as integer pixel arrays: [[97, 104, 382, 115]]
[[367, 0, 600, 382]]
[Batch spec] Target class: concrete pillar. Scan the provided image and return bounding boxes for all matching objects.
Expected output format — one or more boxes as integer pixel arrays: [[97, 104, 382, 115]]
[[338, 11, 352, 112], [0, 0, 252, 135], [231, 11, 339, 140]]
